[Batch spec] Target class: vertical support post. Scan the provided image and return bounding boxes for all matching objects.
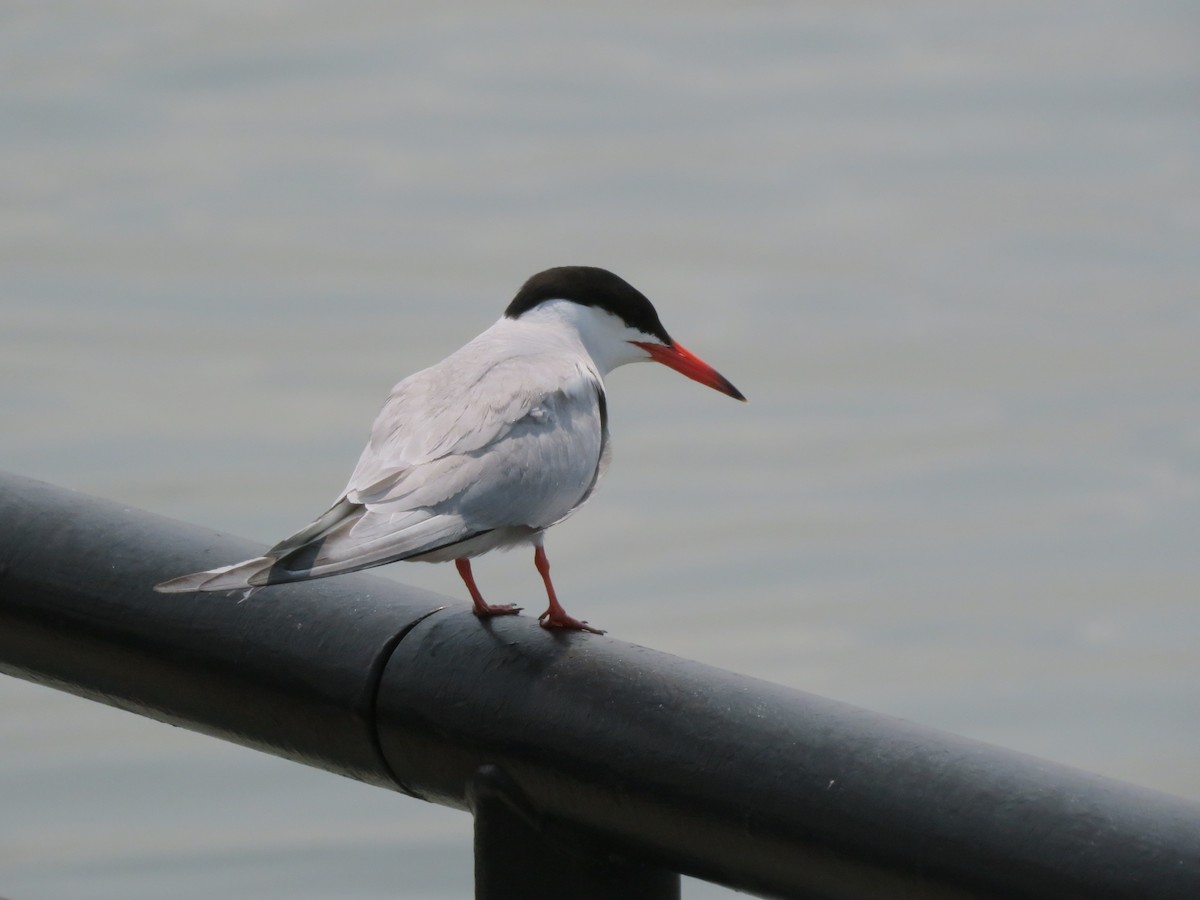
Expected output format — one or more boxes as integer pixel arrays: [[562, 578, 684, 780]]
[[469, 766, 680, 900]]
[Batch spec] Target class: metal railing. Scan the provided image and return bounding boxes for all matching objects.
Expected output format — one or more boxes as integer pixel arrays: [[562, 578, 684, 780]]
[[2, 469, 1198, 899]]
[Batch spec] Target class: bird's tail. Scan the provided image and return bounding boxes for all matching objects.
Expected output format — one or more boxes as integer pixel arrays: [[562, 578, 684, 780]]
[[153, 498, 363, 594], [154, 556, 277, 593], [153, 497, 480, 594]]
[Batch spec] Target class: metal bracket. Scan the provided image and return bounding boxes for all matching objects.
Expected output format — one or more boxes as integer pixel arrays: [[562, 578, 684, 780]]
[[469, 765, 679, 900]]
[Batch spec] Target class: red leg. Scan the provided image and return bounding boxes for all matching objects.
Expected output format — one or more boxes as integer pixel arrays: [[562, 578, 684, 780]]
[[456, 558, 521, 618], [534, 545, 604, 634]]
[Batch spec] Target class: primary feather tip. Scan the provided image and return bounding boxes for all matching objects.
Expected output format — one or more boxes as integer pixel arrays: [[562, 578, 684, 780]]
[[153, 556, 275, 593]]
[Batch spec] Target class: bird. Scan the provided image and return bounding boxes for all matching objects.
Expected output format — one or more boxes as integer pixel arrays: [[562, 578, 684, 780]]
[[155, 266, 745, 633]]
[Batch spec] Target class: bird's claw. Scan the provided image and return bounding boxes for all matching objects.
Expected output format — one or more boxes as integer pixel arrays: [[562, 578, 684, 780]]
[[538, 609, 605, 635]]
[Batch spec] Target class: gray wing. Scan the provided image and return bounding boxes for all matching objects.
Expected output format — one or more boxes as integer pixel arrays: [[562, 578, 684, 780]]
[[156, 342, 607, 592]]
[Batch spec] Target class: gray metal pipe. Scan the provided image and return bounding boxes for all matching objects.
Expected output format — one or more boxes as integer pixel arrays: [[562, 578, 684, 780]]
[[2, 470, 1198, 899], [0, 469, 444, 789]]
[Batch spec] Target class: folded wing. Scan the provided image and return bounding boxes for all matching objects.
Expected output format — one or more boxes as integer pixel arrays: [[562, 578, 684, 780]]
[[156, 341, 607, 593]]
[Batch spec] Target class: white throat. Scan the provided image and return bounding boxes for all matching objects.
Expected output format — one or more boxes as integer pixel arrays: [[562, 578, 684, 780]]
[[508, 300, 657, 375]]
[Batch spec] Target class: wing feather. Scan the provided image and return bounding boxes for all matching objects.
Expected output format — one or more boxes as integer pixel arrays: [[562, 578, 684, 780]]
[[156, 318, 611, 593]]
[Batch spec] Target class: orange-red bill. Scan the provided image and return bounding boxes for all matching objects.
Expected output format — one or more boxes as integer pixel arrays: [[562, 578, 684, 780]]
[[631, 340, 746, 401]]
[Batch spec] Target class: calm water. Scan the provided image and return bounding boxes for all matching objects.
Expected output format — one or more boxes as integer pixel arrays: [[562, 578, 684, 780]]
[[3, 2, 1199, 897]]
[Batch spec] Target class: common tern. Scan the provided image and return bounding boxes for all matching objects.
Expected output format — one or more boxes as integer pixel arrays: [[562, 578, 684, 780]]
[[155, 266, 745, 633]]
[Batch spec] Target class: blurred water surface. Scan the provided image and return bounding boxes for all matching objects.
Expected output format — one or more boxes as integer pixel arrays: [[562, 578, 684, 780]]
[[2, 2, 1198, 897]]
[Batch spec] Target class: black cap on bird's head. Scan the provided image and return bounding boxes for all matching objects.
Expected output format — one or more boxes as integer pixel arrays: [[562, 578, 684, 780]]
[[506, 266, 746, 402], [505, 266, 673, 346]]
